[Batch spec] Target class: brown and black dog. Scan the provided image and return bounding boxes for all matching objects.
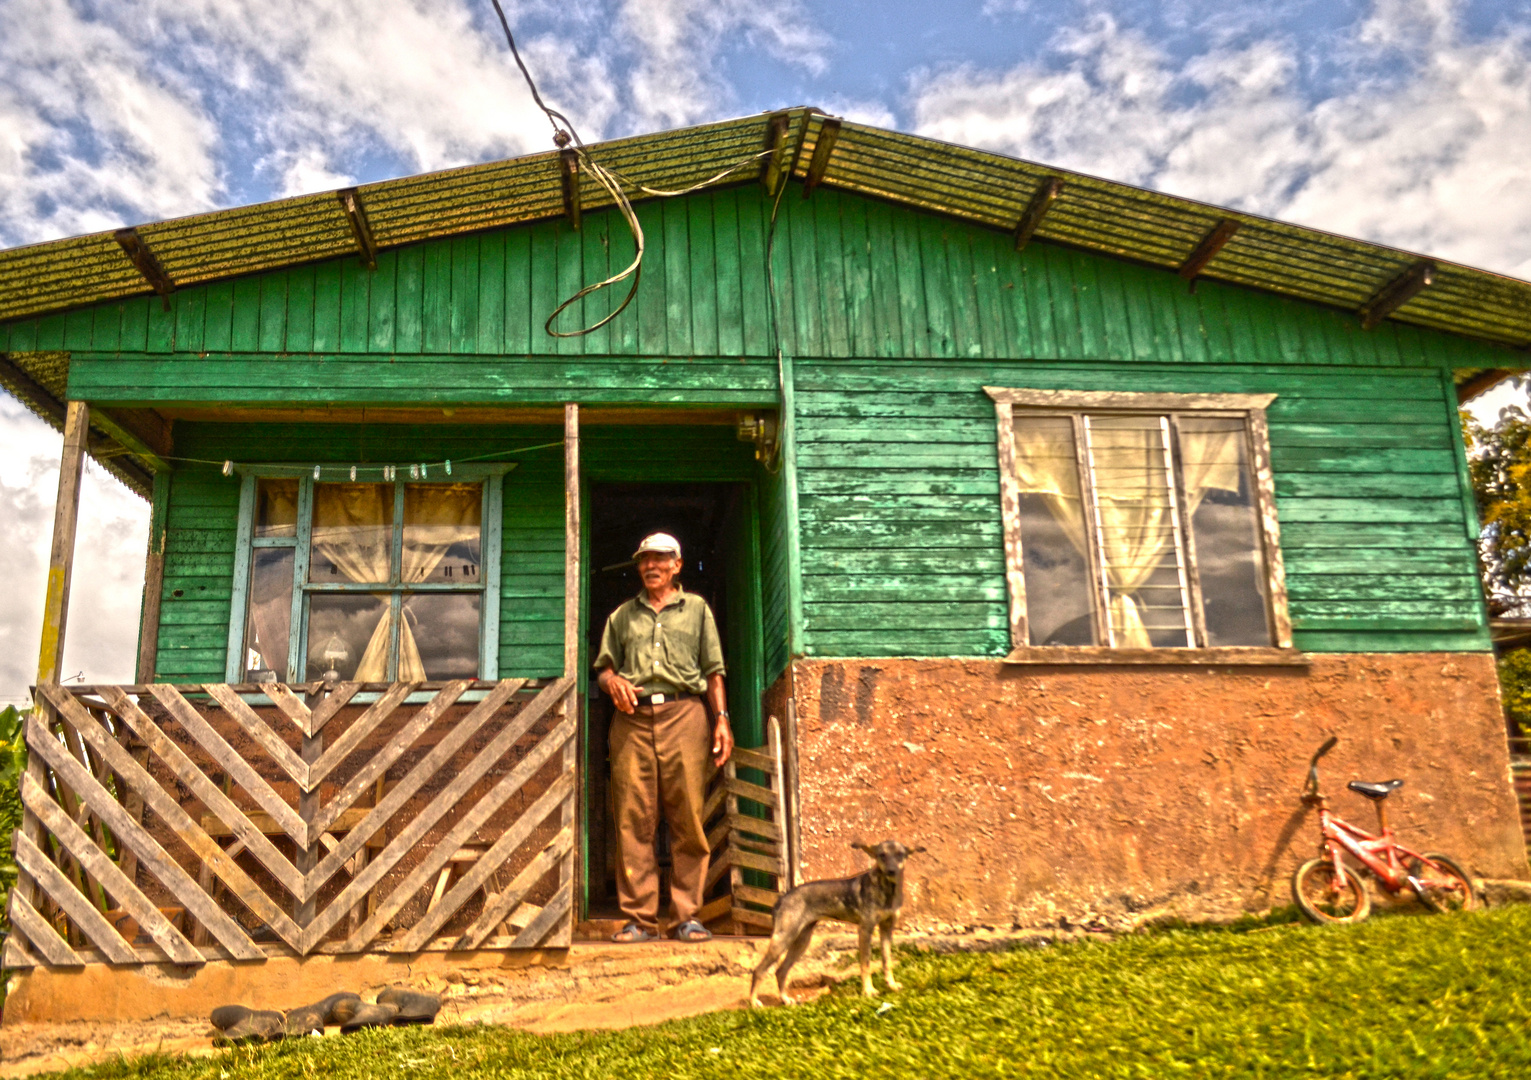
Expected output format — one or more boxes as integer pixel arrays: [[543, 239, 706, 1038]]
[[749, 839, 923, 1007]]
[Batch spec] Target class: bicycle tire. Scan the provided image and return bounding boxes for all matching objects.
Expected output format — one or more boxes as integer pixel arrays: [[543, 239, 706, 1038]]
[[1292, 857, 1372, 924], [1412, 853, 1480, 914]]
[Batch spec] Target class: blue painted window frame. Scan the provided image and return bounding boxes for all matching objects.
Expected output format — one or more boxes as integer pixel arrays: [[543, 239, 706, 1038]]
[[225, 464, 513, 683]]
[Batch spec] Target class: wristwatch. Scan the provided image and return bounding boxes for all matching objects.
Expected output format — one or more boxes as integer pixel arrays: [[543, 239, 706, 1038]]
[[716, 711, 730, 721]]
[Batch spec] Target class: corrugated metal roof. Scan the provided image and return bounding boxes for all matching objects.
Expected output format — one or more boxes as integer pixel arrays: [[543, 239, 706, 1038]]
[[1, 107, 1528, 350]]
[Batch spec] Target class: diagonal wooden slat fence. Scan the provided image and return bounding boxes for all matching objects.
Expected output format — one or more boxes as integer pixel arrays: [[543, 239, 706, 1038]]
[[4, 676, 577, 969]]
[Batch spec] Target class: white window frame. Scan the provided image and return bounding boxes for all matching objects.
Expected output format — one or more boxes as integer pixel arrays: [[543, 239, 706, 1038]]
[[223, 464, 511, 684], [986, 387, 1296, 662]]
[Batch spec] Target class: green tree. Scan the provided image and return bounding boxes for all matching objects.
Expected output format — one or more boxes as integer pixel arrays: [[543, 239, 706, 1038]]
[[0, 704, 23, 938], [1463, 396, 1531, 612]]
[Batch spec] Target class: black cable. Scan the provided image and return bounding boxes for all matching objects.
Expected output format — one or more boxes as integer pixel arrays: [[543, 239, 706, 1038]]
[[486, 0, 582, 147]]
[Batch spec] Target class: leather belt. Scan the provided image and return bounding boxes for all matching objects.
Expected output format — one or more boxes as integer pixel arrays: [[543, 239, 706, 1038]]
[[636, 692, 697, 706]]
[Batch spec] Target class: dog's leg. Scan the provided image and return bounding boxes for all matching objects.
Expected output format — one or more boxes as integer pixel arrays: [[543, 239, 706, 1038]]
[[775, 924, 816, 1006], [858, 922, 876, 997], [750, 929, 792, 1008], [879, 919, 900, 992]]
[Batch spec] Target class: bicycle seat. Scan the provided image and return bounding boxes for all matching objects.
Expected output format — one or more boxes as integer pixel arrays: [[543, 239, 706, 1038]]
[[1347, 779, 1404, 800]]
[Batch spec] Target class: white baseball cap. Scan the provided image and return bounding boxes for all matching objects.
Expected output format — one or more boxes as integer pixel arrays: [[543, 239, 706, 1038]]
[[632, 532, 682, 560]]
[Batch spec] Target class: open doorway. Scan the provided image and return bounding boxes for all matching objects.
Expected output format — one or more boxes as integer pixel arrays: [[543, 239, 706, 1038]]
[[583, 482, 764, 920]]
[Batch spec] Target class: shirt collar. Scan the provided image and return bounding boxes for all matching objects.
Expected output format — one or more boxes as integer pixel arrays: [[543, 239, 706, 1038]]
[[636, 584, 687, 612]]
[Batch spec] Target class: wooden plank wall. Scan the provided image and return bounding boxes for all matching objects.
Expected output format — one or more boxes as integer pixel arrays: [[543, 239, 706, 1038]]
[[153, 423, 761, 684], [5, 186, 1516, 659]]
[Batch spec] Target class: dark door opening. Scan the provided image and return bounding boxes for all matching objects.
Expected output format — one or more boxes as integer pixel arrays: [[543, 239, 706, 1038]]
[[583, 482, 764, 920]]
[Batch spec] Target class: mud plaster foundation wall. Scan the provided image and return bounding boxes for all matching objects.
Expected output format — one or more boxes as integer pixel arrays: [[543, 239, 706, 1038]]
[[785, 653, 1528, 928]]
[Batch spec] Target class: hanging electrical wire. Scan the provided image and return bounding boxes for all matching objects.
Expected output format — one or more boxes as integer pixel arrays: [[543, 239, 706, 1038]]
[[486, 0, 777, 338]]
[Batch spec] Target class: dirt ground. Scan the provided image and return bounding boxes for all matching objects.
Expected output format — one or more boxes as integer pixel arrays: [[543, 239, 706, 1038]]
[[0, 929, 1067, 1078]]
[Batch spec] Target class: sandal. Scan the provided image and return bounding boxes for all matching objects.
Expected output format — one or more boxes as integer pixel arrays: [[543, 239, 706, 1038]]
[[611, 921, 659, 943], [673, 920, 713, 943]]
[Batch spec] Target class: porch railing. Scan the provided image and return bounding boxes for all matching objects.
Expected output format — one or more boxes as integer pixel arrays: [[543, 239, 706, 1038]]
[[5, 677, 576, 969]]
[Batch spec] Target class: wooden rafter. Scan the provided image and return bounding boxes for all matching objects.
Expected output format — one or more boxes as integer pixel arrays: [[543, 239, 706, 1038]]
[[1014, 177, 1063, 252], [336, 188, 379, 270], [802, 118, 841, 199], [559, 149, 582, 231], [113, 228, 175, 309], [760, 112, 792, 196], [1361, 261, 1434, 330], [1178, 219, 1240, 290], [1456, 368, 1521, 404]]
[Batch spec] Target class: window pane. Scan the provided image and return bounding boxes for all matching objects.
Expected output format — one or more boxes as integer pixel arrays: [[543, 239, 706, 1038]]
[[310, 483, 395, 583], [1086, 415, 1195, 648], [1012, 414, 1095, 645], [1177, 417, 1272, 646], [306, 592, 391, 681], [403, 483, 482, 584], [244, 548, 293, 680], [402, 593, 481, 680], [255, 479, 299, 538]]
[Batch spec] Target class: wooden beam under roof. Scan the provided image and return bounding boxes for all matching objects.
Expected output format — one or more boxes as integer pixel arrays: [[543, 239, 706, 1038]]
[[802, 118, 841, 199], [113, 228, 175, 311], [336, 189, 379, 270], [89, 407, 173, 473], [1178, 219, 1240, 290], [1014, 177, 1063, 251], [1360, 261, 1434, 330]]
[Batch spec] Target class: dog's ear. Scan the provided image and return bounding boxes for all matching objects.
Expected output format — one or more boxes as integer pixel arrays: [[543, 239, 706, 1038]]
[[908, 846, 927, 855], [850, 841, 874, 856]]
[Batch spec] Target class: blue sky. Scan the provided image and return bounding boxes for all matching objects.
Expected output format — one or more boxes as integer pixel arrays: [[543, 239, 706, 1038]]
[[2, 0, 1530, 702]]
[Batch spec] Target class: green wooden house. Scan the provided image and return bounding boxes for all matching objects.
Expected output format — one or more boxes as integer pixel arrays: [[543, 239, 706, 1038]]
[[2, 110, 1528, 1005]]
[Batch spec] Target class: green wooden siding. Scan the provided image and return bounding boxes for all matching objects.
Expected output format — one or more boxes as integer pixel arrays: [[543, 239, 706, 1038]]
[[792, 361, 1485, 655], [5, 185, 1514, 662]]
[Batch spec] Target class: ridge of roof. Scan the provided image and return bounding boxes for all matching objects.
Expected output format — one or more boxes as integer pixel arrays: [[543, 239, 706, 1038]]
[[2, 108, 1529, 351]]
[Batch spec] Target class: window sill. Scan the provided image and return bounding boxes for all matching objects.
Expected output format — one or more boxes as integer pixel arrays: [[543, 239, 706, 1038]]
[[1002, 647, 1310, 667]]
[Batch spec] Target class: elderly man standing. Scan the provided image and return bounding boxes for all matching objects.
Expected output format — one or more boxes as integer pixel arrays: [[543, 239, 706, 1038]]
[[596, 532, 734, 943]]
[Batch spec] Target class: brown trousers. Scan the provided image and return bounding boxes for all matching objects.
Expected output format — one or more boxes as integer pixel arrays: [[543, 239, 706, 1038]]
[[610, 698, 714, 930]]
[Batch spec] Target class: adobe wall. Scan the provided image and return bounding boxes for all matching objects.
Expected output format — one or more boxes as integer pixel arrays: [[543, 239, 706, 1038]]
[[783, 653, 1527, 928]]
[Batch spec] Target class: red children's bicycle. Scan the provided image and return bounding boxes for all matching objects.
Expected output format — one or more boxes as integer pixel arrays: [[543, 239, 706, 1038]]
[[1292, 737, 1478, 924]]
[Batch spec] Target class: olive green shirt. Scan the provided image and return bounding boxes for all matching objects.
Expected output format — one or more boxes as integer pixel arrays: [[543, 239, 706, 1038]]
[[595, 586, 725, 696]]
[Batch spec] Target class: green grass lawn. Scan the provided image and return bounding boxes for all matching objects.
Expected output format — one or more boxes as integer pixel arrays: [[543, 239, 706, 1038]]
[[53, 905, 1530, 1080]]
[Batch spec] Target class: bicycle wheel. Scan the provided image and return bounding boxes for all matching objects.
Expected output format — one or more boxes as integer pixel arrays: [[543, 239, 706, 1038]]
[[1412, 853, 1479, 914], [1292, 857, 1372, 924]]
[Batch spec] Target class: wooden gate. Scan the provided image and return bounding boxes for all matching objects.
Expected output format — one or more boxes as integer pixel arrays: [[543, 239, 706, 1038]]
[[5, 676, 577, 968], [6, 403, 588, 971]]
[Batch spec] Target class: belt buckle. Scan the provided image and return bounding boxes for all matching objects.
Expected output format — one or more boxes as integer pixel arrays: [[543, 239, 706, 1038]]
[[652, 693, 666, 705]]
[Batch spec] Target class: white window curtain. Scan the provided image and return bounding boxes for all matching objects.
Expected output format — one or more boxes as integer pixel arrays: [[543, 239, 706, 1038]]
[[1013, 412, 1244, 647]]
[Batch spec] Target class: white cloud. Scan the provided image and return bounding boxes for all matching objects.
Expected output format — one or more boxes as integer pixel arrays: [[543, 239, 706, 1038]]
[[0, 400, 148, 708], [0, 0, 221, 245], [911, 0, 1531, 278], [617, 0, 828, 129]]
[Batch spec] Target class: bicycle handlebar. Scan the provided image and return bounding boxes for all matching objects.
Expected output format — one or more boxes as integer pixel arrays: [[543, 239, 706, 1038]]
[[1304, 736, 1338, 795]]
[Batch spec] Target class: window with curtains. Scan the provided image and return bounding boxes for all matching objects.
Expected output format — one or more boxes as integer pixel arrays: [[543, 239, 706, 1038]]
[[227, 466, 509, 684], [986, 388, 1292, 654]]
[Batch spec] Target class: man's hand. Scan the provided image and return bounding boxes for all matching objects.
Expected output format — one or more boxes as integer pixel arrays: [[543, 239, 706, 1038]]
[[712, 715, 734, 767], [600, 670, 639, 714]]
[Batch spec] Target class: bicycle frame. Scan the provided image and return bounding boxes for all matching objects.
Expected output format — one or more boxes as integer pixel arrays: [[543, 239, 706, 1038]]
[[1305, 794, 1438, 896]]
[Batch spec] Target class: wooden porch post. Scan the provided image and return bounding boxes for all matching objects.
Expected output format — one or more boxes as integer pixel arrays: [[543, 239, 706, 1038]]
[[560, 403, 581, 941], [135, 470, 171, 683], [16, 400, 90, 911]]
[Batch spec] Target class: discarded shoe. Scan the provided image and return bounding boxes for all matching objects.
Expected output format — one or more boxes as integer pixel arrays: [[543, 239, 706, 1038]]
[[313, 992, 364, 1026], [283, 1003, 326, 1037], [376, 987, 441, 1025], [339, 1002, 399, 1033], [210, 1004, 285, 1043]]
